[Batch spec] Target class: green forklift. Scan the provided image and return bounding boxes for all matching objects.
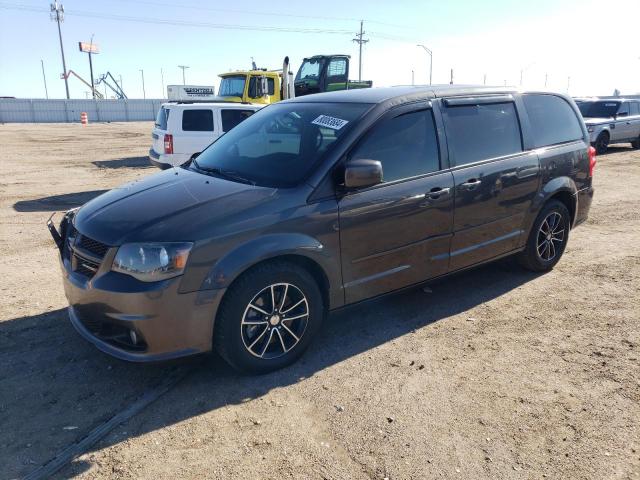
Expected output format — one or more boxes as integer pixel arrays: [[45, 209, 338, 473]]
[[294, 54, 372, 97]]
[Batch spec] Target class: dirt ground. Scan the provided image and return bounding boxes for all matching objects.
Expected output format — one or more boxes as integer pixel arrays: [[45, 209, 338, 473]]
[[0, 122, 638, 480]]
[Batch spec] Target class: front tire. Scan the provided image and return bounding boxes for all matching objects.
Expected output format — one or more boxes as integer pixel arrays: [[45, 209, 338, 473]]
[[631, 135, 640, 150], [213, 261, 324, 374], [518, 200, 570, 272]]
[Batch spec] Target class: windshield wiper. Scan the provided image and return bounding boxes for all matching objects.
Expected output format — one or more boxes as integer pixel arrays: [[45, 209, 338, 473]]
[[192, 162, 255, 186]]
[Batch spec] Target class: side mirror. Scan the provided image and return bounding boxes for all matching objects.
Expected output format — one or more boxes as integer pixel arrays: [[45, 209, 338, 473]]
[[616, 111, 628, 118], [344, 159, 383, 189]]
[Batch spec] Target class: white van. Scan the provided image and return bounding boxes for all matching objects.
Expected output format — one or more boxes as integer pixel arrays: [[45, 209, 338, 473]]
[[149, 102, 263, 169]]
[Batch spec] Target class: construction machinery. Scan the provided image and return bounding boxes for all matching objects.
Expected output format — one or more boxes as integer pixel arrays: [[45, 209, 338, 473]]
[[293, 54, 372, 97], [217, 57, 295, 104], [94, 72, 127, 99], [60, 70, 103, 99]]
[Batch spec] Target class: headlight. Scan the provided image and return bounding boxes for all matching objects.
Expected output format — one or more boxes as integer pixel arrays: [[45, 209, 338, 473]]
[[112, 242, 193, 282], [587, 126, 594, 133]]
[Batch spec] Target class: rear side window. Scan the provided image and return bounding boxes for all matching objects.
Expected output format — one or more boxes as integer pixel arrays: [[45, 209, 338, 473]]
[[221, 109, 256, 132], [446, 102, 522, 165], [351, 109, 440, 183], [523, 94, 583, 147], [182, 109, 213, 132], [155, 107, 169, 130]]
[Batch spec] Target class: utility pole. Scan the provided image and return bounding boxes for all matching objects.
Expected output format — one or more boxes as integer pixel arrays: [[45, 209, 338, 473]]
[[544, 73, 548, 88], [160, 68, 165, 97], [119, 74, 123, 93], [352, 21, 369, 82], [417, 44, 433, 85], [40, 59, 49, 99], [178, 65, 189, 85], [450, 68, 454, 85], [483, 73, 487, 85], [50, 1, 70, 99], [411, 70, 415, 86], [140, 69, 146, 99]]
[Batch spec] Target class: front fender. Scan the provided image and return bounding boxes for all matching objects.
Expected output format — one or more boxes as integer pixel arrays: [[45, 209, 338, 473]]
[[199, 233, 342, 307]]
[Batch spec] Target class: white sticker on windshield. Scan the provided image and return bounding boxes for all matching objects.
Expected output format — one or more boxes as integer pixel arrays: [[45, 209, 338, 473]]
[[311, 115, 349, 130]]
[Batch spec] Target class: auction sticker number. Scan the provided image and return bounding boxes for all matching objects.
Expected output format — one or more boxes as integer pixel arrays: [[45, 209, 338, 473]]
[[311, 115, 349, 130]]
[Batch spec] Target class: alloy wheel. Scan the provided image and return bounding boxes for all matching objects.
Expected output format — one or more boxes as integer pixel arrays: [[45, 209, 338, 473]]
[[240, 283, 309, 359], [536, 212, 565, 261]]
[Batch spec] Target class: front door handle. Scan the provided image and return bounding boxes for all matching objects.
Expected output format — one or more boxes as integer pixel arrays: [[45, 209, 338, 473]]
[[425, 187, 451, 200], [460, 178, 482, 190]]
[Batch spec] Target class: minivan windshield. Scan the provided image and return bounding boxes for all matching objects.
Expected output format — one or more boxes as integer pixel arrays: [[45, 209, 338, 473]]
[[192, 102, 370, 188], [578, 101, 621, 118]]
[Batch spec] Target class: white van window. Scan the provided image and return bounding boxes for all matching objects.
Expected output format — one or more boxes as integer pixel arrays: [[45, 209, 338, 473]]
[[221, 109, 256, 132], [182, 110, 214, 132]]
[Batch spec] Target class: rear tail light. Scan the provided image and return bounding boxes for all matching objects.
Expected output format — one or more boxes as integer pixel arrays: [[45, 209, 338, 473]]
[[588, 146, 596, 177], [163, 134, 173, 154]]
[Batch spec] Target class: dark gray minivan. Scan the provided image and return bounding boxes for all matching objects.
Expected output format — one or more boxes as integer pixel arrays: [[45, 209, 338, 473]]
[[49, 86, 596, 373]]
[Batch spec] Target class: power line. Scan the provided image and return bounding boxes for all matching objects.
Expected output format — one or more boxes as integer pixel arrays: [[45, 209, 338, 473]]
[[1, 2, 419, 39]]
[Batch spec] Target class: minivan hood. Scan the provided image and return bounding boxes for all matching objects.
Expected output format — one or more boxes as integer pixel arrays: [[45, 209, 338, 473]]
[[584, 117, 613, 125], [74, 168, 277, 245]]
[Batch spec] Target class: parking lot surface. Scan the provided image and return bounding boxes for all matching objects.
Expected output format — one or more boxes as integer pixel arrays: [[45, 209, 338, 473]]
[[0, 122, 638, 479]]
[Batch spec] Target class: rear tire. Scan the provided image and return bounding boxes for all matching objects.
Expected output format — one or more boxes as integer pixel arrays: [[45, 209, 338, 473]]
[[631, 136, 640, 149], [518, 200, 570, 272], [594, 132, 609, 155], [213, 261, 324, 374]]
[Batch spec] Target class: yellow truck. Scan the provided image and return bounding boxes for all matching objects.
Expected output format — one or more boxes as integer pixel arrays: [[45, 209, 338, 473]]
[[217, 57, 294, 104]]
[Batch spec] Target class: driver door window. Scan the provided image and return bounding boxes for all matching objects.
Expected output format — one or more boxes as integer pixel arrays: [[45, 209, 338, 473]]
[[350, 109, 440, 183]]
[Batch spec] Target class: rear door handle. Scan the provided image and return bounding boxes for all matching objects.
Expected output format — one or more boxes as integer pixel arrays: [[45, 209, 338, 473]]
[[425, 187, 451, 200], [460, 178, 482, 190]]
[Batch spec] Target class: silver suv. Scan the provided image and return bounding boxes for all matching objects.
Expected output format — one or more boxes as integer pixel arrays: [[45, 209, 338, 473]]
[[576, 98, 640, 153]]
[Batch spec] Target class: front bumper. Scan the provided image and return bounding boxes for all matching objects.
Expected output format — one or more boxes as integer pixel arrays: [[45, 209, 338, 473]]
[[51, 218, 224, 362]]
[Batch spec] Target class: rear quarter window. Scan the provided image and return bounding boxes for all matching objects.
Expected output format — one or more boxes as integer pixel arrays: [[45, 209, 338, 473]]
[[155, 107, 169, 130], [523, 94, 584, 147], [445, 102, 522, 166], [182, 109, 214, 132], [221, 109, 257, 132]]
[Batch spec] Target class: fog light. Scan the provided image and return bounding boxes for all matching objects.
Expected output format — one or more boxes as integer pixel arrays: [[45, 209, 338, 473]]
[[129, 330, 138, 345]]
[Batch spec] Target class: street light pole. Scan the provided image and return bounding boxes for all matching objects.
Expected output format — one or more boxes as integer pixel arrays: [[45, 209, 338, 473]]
[[178, 65, 189, 85], [417, 44, 433, 85], [140, 69, 146, 99]]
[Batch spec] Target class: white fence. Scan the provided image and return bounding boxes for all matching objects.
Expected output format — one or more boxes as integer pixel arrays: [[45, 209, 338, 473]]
[[0, 99, 165, 123]]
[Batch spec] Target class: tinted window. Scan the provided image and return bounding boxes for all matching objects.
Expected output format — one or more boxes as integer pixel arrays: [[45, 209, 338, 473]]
[[351, 110, 440, 182], [182, 110, 213, 132], [221, 109, 256, 132], [631, 102, 640, 115], [194, 102, 369, 188], [523, 94, 584, 147], [578, 101, 620, 118], [446, 102, 522, 165], [617, 102, 630, 116], [155, 107, 169, 130]]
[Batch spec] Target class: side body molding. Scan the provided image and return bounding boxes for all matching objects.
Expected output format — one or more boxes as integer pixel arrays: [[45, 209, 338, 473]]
[[199, 233, 343, 309]]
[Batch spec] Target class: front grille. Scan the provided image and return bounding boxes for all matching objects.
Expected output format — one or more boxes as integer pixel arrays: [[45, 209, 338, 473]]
[[65, 223, 112, 279], [73, 254, 100, 278], [77, 234, 110, 258]]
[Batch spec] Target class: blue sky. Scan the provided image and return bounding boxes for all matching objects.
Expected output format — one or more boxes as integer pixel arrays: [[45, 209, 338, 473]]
[[1, 0, 638, 99]]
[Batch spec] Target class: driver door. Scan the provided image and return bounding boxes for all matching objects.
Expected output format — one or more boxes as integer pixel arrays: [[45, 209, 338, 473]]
[[338, 104, 454, 304]]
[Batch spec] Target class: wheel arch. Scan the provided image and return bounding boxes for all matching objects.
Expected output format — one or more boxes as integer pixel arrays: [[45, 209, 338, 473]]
[[200, 233, 341, 310]]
